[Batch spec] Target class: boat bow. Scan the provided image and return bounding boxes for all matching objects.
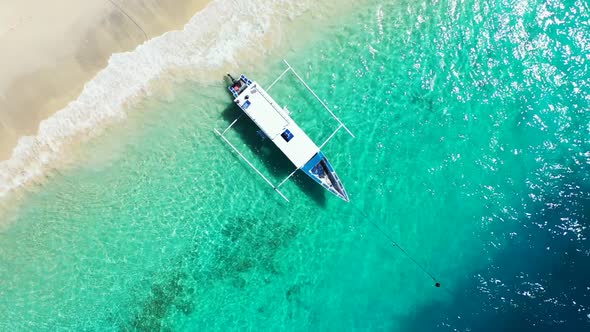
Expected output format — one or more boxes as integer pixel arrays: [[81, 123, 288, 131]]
[[301, 151, 349, 202]]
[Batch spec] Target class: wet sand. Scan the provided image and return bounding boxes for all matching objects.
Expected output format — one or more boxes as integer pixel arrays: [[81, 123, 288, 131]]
[[0, 0, 210, 160]]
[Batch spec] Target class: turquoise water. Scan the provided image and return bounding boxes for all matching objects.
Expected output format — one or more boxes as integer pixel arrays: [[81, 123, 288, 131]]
[[1, 0, 589, 330]]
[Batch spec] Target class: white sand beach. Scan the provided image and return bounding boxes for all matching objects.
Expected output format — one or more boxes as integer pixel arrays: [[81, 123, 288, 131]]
[[0, 0, 210, 160], [0, 0, 360, 200]]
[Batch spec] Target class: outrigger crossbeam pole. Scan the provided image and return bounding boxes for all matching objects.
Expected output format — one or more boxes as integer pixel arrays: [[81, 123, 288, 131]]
[[319, 124, 344, 150], [216, 60, 355, 202], [267, 66, 291, 91], [221, 113, 243, 135], [276, 167, 300, 189], [214, 128, 290, 202], [282, 59, 355, 138]]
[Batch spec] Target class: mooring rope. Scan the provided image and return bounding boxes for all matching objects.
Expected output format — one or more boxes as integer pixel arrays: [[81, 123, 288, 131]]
[[351, 204, 441, 288], [106, 0, 148, 41]]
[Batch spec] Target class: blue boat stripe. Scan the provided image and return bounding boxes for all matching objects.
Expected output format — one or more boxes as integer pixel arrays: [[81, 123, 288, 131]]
[[301, 151, 324, 173]]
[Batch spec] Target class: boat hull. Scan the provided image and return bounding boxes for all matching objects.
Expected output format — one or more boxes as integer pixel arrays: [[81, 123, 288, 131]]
[[226, 73, 350, 202], [301, 151, 349, 202]]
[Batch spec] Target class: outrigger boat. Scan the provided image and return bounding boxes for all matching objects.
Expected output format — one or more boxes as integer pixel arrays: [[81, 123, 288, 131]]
[[214, 60, 354, 202]]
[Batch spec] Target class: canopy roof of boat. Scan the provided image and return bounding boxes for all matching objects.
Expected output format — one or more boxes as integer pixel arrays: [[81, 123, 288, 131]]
[[233, 82, 319, 168], [216, 60, 355, 202]]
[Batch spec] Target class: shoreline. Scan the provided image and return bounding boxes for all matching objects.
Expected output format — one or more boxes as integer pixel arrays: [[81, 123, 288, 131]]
[[0, 0, 211, 160], [0, 0, 363, 200]]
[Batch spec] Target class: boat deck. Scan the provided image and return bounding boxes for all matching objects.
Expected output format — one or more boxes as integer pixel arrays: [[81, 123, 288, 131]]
[[234, 82, 319, 168], [216, 60, 354, 202]]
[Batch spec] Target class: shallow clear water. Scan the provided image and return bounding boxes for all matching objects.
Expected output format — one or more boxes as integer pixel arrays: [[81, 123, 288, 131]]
[[1, 0, 589, 330]]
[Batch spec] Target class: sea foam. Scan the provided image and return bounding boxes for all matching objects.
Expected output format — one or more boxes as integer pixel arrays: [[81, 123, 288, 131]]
[[0, 0, 312, 198]]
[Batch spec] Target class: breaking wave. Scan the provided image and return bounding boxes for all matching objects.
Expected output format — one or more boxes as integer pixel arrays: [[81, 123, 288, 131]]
[[0, 0, 314, 198]]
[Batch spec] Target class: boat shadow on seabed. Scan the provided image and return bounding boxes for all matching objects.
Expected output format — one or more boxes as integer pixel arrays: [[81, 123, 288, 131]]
[[220, 103, 328, 207]]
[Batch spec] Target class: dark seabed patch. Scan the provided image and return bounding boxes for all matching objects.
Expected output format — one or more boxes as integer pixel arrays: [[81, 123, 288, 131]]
[[125, 271, 193, 332], [118, 213, 301, 330]]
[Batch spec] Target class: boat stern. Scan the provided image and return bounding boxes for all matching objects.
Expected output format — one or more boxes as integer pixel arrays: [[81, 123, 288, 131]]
[[227, 74, 253, 99]]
